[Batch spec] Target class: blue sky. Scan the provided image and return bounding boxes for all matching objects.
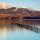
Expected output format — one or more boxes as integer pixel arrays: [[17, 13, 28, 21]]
[[0, 0, 40, 11]]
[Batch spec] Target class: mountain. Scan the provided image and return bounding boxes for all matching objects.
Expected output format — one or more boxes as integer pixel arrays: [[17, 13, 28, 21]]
[[0, 3, 40, 17]]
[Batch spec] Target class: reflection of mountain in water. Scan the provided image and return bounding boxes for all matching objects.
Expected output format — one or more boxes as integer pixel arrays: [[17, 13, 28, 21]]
[[0, 24, 40, 40], [0, 24, 40, 33]]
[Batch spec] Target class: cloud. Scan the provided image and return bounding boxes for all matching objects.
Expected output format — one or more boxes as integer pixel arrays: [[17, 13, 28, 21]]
[[0, 3, 13, 9]]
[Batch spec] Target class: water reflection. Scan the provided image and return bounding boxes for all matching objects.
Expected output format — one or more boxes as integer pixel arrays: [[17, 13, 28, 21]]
[[0, 24, 40, 40]]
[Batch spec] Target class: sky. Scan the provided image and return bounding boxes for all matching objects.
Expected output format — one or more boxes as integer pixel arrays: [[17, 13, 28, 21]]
[[0, 0, 40, 11]]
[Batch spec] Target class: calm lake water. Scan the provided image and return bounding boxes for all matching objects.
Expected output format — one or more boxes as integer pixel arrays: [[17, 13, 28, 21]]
[[0, 20, 40, 40]]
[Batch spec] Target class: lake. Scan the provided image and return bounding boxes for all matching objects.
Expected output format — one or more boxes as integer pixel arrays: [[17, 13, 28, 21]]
[[0, 20, 40, 40]]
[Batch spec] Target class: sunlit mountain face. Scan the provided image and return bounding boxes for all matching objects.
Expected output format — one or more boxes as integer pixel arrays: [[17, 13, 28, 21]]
[[0, 3, 40, 14], [0, 4, 40, 20], [0, 3, 40, 13]]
